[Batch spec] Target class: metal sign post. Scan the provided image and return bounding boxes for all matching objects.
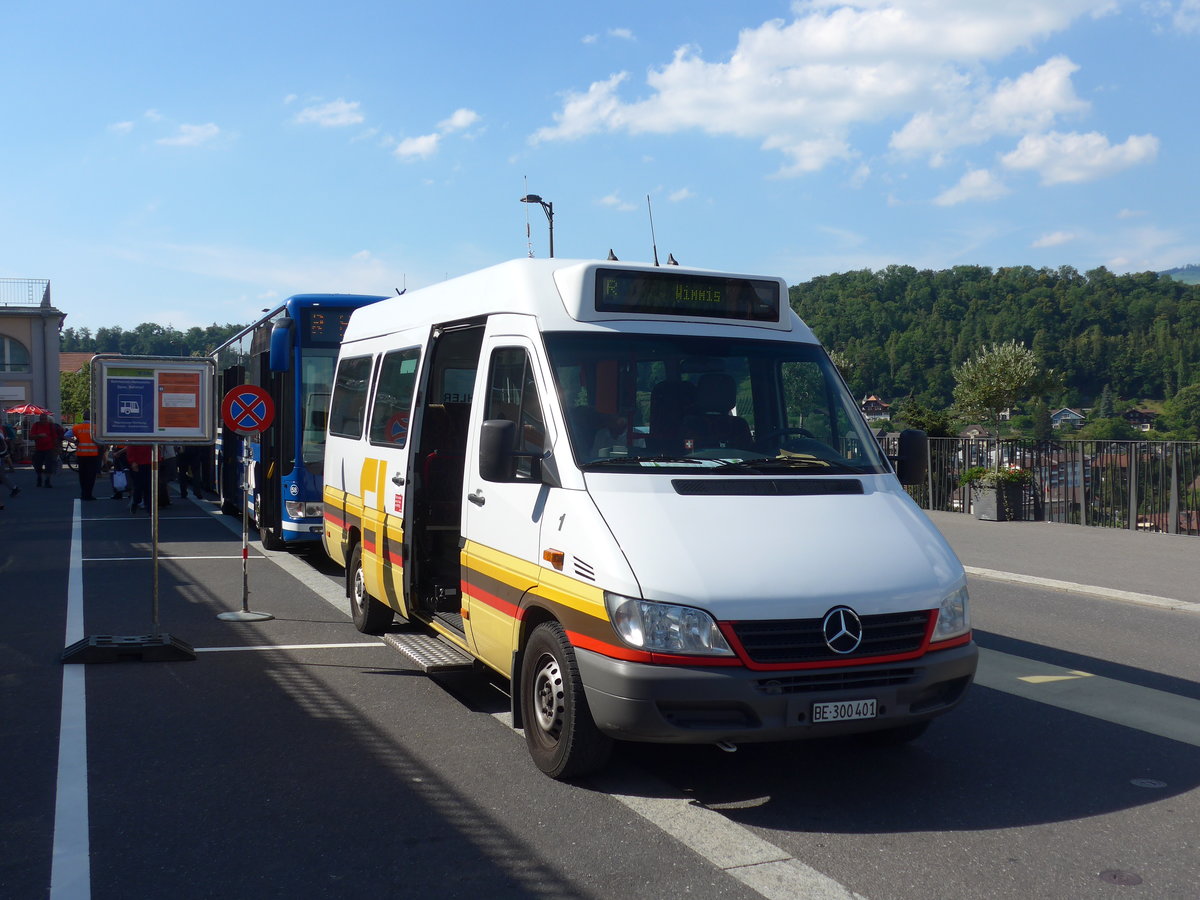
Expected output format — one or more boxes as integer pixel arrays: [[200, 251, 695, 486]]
[[217, 384, 275, 623], [64, 354, 216, 664]]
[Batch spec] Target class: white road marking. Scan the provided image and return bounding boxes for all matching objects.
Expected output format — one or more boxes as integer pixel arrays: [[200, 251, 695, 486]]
[[976, 648, 1200, 747], [965, 566, 1197, 612], [82, 555, 262, 561], [195, 642, 387, 653], [51, 500, 90, 900]]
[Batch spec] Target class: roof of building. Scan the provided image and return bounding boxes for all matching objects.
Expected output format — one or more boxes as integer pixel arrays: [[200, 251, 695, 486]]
[[59, 352, 94, 373]]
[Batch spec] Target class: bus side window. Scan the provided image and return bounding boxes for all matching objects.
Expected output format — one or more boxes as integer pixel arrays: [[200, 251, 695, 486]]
[[368, 348, 421, 446], [484, 347, 546, 478], [329, 355, 373, 439]]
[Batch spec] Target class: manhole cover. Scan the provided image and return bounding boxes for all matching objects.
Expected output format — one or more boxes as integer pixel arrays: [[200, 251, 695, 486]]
[[1099, 870, 1143, 886]]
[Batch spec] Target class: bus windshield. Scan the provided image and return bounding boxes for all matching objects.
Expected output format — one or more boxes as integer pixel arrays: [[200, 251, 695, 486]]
[[543, 332, 889, 475], [300, 348, 338, 470]]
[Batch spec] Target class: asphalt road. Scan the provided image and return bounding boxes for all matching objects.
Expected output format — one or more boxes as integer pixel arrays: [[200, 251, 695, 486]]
[[2, 477, 1198, 899]]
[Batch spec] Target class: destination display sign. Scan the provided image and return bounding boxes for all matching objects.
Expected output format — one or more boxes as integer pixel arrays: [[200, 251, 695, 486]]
[[594, 268, 781, 322], [304, 308, 355, 346]]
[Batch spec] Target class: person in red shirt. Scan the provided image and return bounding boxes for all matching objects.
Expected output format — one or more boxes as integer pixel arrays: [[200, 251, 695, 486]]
[[29, 414, 59, 488], [125, 443, 153, 513]]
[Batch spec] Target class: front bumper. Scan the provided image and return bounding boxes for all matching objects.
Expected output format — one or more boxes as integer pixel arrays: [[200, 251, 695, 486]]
[[577, 641, 978, 744]]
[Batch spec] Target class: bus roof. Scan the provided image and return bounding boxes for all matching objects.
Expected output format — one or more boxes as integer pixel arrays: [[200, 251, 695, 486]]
[[341, 258, 809, 344]]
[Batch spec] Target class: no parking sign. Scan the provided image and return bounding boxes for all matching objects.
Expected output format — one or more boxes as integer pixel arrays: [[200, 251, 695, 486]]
[[221, 385, 275, 435]]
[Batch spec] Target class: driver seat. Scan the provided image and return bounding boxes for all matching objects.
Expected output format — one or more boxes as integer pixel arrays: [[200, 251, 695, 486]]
[[682, 373, 752, 450]]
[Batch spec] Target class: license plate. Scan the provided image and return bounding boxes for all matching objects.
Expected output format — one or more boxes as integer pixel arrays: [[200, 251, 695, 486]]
[[812, 699, 877, 723]]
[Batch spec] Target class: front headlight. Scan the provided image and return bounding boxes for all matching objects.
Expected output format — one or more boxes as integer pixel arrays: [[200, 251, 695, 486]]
[[932, 585, 970, 642], [285, 501, 323, 519], [604, 592, 734, 656]]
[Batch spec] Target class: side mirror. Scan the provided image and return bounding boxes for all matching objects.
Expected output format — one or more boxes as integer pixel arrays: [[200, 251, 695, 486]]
[[479, 419, 516, 482], [269, 316, 295, 373], [896, 429, 928, 485]]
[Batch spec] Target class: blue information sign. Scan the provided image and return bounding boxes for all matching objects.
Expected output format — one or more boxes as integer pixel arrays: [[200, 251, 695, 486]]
[[105, 376, 156, 435]]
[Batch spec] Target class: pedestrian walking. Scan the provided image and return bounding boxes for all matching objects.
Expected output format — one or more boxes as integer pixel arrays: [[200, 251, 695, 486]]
[[109, 447, 130, 500], [0, 429, 18, 501], [1, 421, 15, 471], [126, 443, 153, 513], [29, 413, 58, 487], [68, 412, 103, 502]]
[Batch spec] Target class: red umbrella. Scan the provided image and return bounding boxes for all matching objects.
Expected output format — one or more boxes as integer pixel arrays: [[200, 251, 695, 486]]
[[4, 403, 52, 416]]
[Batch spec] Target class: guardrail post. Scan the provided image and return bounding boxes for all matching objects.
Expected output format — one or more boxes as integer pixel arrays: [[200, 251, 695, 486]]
[[1127, 448, 1138, 532], [1169, 443, 1180, 535]]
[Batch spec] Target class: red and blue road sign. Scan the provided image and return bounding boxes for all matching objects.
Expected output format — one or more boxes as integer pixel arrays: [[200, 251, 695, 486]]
[[221, 385, 275, 434]]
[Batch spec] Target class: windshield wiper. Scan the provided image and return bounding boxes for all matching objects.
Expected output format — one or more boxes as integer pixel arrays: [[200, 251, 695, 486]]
[[580, 455, 719, 469], [713, 456, 866, 474]]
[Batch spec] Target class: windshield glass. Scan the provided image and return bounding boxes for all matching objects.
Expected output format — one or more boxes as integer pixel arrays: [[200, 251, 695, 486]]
[[543, 332, 889, 475], [300, 349, 337, 469]]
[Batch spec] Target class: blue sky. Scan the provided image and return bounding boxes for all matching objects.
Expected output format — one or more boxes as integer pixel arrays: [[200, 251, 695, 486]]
[[3, 0, 1198, 333]]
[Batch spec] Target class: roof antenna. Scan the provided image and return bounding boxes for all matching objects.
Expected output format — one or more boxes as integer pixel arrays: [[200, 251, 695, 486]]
[[523, 175, 534, 258], [647, 194, 660, 266]]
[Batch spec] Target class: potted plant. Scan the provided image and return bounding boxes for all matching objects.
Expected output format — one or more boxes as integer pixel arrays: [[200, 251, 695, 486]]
[[959, 464, 1033, 521]]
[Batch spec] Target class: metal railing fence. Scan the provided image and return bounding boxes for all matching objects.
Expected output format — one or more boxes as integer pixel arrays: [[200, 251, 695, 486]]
[[886, 436, 1200, 537], [0, 278, 51, 307]]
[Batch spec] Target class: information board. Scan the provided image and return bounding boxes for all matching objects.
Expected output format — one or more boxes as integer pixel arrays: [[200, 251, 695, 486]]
[[92, 354, 216, 444]]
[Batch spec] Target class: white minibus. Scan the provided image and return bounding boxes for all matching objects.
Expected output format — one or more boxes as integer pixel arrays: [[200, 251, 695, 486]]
[[323, 258, 977, 778]]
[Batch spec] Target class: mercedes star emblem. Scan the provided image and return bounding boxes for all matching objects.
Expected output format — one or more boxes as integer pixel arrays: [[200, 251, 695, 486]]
[[822, 606, 864, 654]]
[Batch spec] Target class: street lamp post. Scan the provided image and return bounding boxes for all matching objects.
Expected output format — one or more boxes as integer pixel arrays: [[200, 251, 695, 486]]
[[520, 194, 554, 258]]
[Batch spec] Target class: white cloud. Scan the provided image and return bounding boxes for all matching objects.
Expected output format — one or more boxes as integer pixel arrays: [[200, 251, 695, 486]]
[[282, 94, 297, 105], [891, 56, 1089, 159], [437, 108, 480, 132], [294, 99, 364, 127], [1000, 131, 1159, 184], [1145, 0, 1200, 32], [668, 187, 695, 202], [532, 2, 1118, 176], [156, 123, 221, 147], [108, 121, 134, 134], [137, 242, 411, 301], [1117, 208, 1147, 219], [582, 34, 598, 44], [599, 192, 637, 212], [394, 133, 440, 160], [609, 28, 635, 40], [933, 168, 1009, 206], [144, 109, 164, 122], [1032, 230, 1077, 248]]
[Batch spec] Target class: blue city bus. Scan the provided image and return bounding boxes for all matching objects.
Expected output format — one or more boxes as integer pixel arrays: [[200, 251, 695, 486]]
[[212, 293, 388, 549]]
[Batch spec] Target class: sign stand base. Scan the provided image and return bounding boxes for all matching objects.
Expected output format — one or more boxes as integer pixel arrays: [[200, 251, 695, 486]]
[[62, 634, 197, 664], [217, 610, 274, 622]]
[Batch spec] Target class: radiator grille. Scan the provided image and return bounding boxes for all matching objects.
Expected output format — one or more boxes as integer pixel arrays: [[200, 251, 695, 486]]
[[731, 610, 931, 665]]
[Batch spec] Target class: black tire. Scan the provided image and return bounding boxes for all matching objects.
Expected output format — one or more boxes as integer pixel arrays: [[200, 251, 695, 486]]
[[348, 543, 393, 634], [520, 622, 612, 779], [258, 516, 286, 551], [857, 720, 930, 747]]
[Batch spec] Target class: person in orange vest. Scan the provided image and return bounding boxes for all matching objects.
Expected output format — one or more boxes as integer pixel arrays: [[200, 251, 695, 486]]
[[69, 411, 104, 502]]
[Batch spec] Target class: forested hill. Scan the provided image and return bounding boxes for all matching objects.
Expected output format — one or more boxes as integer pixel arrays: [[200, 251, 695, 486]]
[[789, 265, 1200, 409]]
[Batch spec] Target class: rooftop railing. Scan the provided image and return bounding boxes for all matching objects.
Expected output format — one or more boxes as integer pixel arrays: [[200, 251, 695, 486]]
[[0, 278, 52, 308]]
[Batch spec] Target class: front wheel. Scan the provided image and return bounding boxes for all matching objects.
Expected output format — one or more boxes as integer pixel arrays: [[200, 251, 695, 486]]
[[258, 514, 286, 551], [520, 622, 612, 779], [348, 543, 393, 634]]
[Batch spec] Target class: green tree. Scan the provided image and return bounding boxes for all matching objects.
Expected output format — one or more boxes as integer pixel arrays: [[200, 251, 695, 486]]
[[894, 398, 953, 437], [1161, 382, 1200, 439], [953, 341, 1042, 466], [60, 366, 91, 423]]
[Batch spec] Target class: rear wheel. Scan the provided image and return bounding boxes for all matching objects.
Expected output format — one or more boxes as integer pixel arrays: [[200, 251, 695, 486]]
[[348, 543, 393, 634], [258, 513, 286, 551], [520, 622, 612, 779]]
